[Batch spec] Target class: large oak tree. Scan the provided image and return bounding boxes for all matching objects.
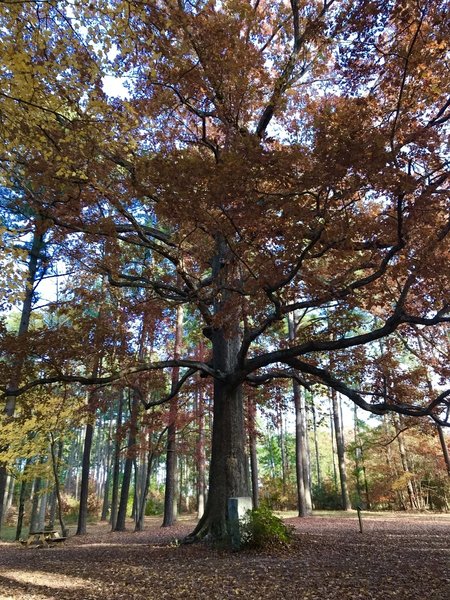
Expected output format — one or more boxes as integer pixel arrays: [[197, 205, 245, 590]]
[[1, 0, 449, 539]]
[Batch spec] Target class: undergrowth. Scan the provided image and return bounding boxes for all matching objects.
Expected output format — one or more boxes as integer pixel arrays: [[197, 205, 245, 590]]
[[240, 506, 294, 549]]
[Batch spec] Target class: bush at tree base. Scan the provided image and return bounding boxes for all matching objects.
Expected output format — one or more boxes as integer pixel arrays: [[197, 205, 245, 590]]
[[240, 506, 294, 550]]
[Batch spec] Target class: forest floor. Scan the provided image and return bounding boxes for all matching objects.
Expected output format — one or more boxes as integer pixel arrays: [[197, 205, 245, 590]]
[[0, 512, 449, 599]]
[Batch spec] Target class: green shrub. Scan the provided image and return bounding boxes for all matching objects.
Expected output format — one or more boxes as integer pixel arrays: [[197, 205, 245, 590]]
[[312, 479, 342, 510], [145, 490, 164, 515], [240, 505, 294, 549]]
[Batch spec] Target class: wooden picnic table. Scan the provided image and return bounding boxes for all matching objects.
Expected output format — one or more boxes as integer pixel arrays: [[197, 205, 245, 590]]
[[23, 529, 66, 548]]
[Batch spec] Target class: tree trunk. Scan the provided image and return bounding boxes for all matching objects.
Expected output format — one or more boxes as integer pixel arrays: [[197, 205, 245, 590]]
[[186, 330, 250, 542], [48, 491, 57, 529], [303, 409, 313, 512], [437, 425, 450, 477], [65, 427, 82, 496], [248, 394, 259, 509], [196, 381, 206, 519], [101, 412, 114, 520], [279, 406, 287, 496], [114, 389, 139, 531], [15, 458, 32, 541], [162, 304, 183, 527], [135, 450, 153, 531], [329, 397, 338, 493], [288, 313, 312, 515], [353, 405, 363, 504], [50, 436, 68, 537], [76, 421, 94, 535], [186, 237, 250, 541], [383, 415, 405, 509], [30, 476, 42, 533], [76, 331, 103, 536], [110, 392, 124, 530], [414, 336, 450, 478], [331, 389, 352, 510], [354, 407, 371, 509], [135, 426, 166, 531], [393, 414, 418, 510], [311, 401, 322, 490], [4, 475, 14, 519], [0, 223, 45, 533], [293, 382, 312, 516]]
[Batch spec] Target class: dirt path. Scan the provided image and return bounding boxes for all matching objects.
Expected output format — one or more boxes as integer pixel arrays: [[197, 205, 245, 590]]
[[0, 514, 449, 599]]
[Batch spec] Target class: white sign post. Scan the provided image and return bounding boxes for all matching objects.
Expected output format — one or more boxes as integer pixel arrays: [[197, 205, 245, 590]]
[[228, 496, 252, 550]]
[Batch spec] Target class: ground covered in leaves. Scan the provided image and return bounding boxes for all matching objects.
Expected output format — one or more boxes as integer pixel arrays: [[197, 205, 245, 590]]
[[0, 513, 449, 599]]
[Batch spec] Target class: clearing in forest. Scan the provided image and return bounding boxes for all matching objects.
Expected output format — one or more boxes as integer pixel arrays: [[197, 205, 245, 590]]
[[0, 513, 449, 600]]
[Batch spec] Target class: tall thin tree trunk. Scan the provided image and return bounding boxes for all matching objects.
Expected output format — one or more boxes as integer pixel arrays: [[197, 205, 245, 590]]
[[135, 426, 166, 531], [48, 491, 57, 529], [353, 405, 363, 504], [76, 420, 94, 535], [37, 482, 47, 531], [196, 381, 206, 519], [76, 324, 103, 536], [302, 397, 312, 513], [135, 455, 153, 531], [50, 436, 68, 537], [437, 425, 450, 477], [15, 458, 32, 541], [331, 389, 351, 510], [5, 475, 14, 518], [30, 476, 42, 533], [248, 394, 259, 508], [110, 392, 124, 530], [329, 397, 338, 492], [383, 415, 405, 509], [114, 389, 140, 531], [288, 313, 312, 516], [279, 406, 287, 496], [163, 304, 184, 527], [101, 412, 114, 520], [65, 427, 81, 496], [293, 384, 307, 516], [393, 414, 418, 510], [311, 402, 322, 490], [0, 223, 45, 533]]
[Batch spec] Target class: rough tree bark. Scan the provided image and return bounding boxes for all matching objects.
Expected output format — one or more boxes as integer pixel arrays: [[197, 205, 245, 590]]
[[186, 329, 250, 541]]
